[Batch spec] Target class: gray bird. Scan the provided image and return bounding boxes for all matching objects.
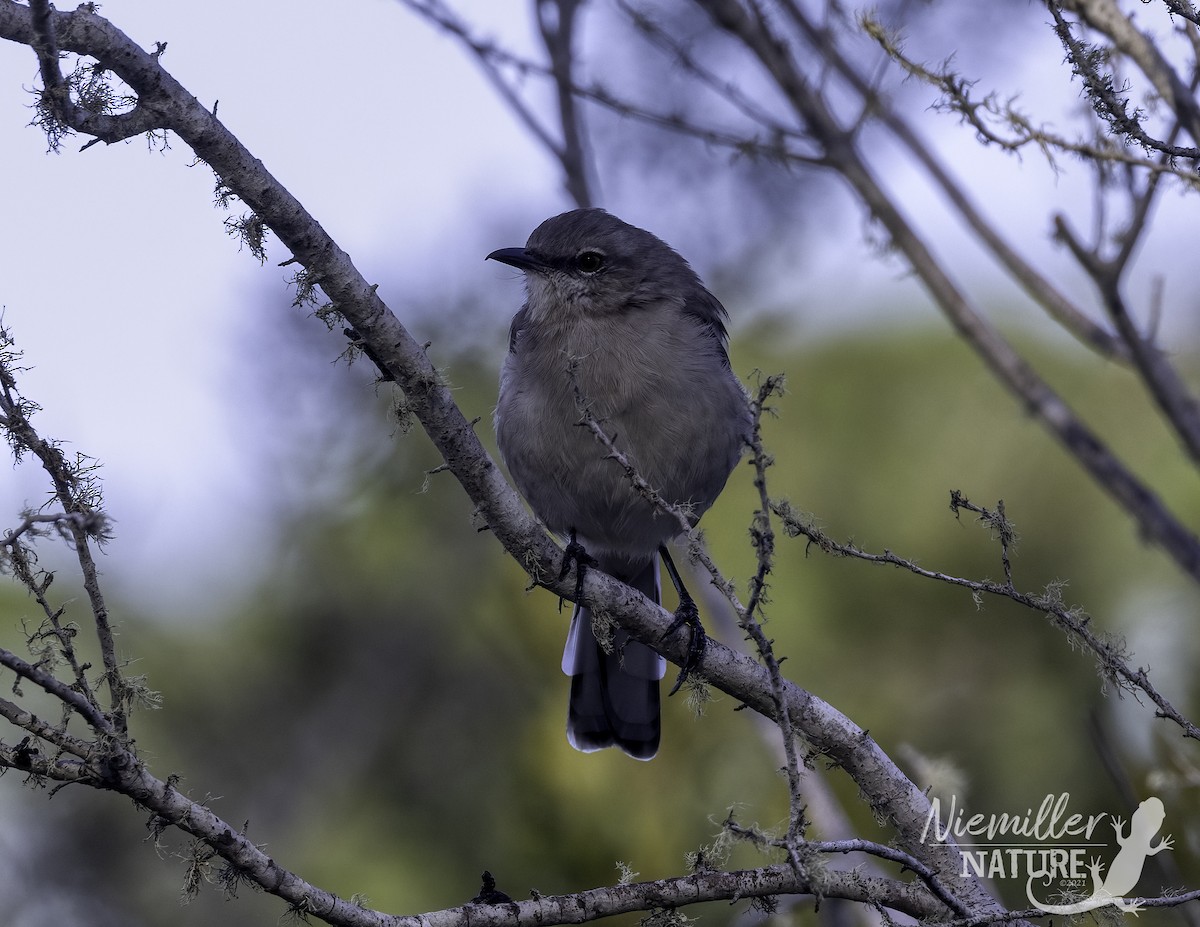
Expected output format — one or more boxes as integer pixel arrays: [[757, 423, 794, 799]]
[[490, 208, 750, 759]]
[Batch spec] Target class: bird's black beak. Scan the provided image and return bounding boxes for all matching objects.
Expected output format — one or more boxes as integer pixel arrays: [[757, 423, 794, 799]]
[[487, 247, 549, 273]]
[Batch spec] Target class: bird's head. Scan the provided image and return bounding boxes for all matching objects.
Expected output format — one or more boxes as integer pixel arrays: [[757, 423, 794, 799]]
[[487, 208, 699, 323]]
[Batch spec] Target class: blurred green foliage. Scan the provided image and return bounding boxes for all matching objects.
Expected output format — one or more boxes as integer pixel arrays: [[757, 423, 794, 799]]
[[1, 314, 1198, 927]]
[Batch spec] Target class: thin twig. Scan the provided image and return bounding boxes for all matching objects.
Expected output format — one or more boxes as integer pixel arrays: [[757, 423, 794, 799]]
[[1047, 2, 1200, 159], [565, 357, 747, 615], [1053, 0, 1200, 150], [0, 4, 1012, 921], [398, 0, 595, 206], [0, 646, 114, 736], [1, 511, 96, 547], [693, 0, 1200, 586], [400, 0, 821, 166], [0, 327, 125, 732], [535, 0, 595, 207], [743, 373, 809, 871], [0, 694, 97, 760], [724, 821, 971, 919], [1054, 214, 1200, 464], [772, 491, 1200, 741], [806, 7, 1133, 362]]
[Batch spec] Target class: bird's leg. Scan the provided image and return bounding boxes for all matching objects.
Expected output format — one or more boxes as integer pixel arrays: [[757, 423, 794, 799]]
[[660, 545, 707, 695], [558, 529, 597, 606]]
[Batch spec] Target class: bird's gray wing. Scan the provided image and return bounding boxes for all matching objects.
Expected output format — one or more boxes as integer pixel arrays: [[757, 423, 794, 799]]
[[507, 305, 530, 354], [680, 288, 732, 368]]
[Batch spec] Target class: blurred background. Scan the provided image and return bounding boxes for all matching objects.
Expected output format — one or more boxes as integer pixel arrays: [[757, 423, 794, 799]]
[[0, 1, 1198, 925]]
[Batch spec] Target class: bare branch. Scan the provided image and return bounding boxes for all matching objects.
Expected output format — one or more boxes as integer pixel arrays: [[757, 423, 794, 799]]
[[850, 13, 1131, 362], [0, 646, 114, 736], [0, 738, 96, 787], [400, 0, 821, 168], [0, 4, 1003, 921], [397, 0, 595, 207], [771, 492, 1200, 742], [0, 324, 125, 730], [565, 361, 1000, 916], [26, 0, 166, 150], [616, 0, 800, 142], [743, 373, 809, 865], [535, 0, 595, 206], [412, 863, 951, 927], [944, 890, 1200, 927], [0, 694, 97, 761], [1162, 0, 1200, 28], [1053, 214, 1200, 464], [1054, 0, 1200, 150], [396, 0, 562, 156], [726, 826, 973, 918], [865, 10, 1168, 164], [692, 0, 1200, 586], [1, 511, 100, 548]]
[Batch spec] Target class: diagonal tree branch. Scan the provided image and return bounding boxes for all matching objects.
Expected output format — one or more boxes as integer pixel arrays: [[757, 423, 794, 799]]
[[692, 0, 1200, 586], [1054, 0, 1200, 150], [775, 491, 1200, 741], [406, 0, 1200, 586], [790, 5, 1133, 364], [396, 0, 595, 207], [0, 327, 963, 924], [0, 2, 1005, 922], [1054, 213, 1200, 466], [534, 0, 596, 207], [0, 324, 126, 732]]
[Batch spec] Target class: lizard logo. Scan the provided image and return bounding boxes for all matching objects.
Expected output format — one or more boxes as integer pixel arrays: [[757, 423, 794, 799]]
[[1026, 797, 1173, 915]]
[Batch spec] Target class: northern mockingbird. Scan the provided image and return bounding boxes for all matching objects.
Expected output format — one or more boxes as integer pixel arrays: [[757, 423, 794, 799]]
[[490, 208, 749, 759]]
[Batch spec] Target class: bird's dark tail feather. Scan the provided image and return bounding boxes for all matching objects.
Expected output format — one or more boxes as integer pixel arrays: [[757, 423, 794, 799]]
[[562, 557, 666, 760]]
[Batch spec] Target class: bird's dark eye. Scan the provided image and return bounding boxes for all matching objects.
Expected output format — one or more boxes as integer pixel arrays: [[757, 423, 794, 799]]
[[576, 250, 605, 274]]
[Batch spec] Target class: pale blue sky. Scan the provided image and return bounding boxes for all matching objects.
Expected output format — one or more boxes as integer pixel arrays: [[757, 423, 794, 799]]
[[0, 1, 554, 611], [1, 1, 1196, 616]]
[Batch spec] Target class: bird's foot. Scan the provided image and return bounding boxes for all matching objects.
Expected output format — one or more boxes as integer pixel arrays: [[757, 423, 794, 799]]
[[664, 594, 707, 695], [558, 531, 597, 605]]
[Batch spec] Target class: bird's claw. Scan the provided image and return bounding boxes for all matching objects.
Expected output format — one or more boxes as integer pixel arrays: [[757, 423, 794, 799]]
[[664, 595, 707, 695], [559, 532, 597, 604]]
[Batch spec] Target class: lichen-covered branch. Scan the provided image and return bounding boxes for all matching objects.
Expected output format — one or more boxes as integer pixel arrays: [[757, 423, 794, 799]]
[[774, 491, 1200, 741], [0, 2, 1003, 922], [692, 0, 1200, 586]]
